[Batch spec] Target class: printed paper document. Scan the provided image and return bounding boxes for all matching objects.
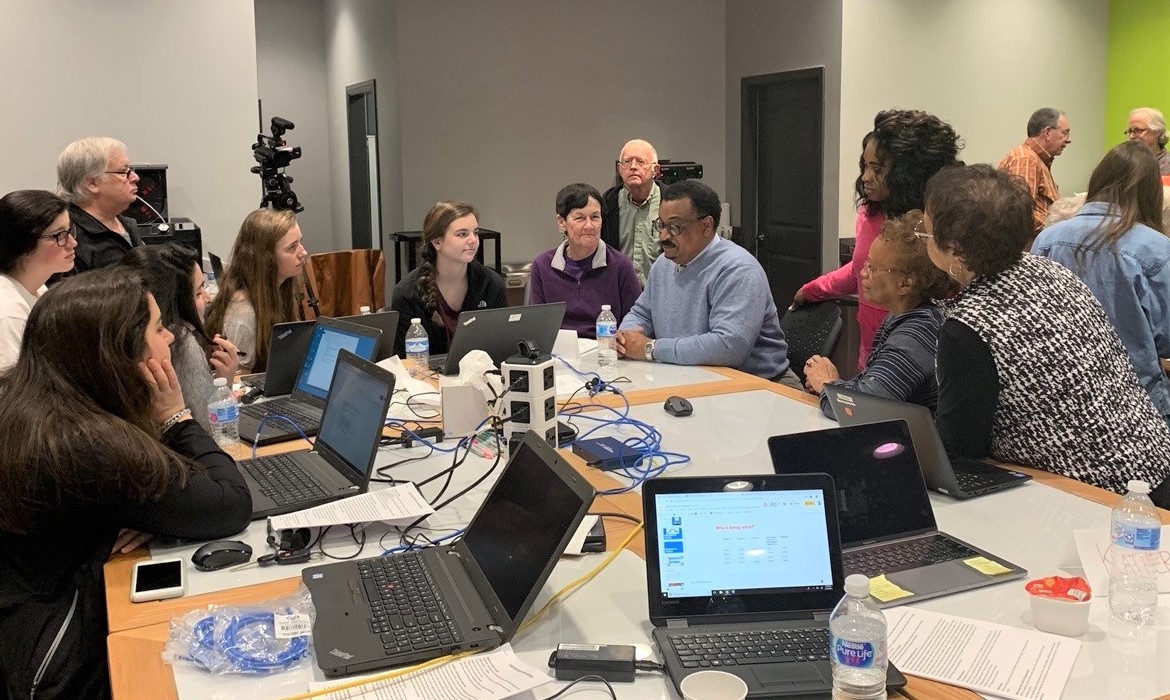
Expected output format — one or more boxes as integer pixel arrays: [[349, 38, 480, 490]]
[[268, 483, 433, 531]]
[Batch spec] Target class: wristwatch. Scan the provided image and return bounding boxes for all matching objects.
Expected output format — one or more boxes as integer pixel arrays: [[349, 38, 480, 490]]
[[644, 339, 655, 362]]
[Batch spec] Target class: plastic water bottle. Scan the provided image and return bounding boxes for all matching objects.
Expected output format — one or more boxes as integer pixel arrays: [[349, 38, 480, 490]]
[[1108, 480, 1161, 623], [405, 318, 430, 379], [207, 377, 240, 448], [205, 270, 219, 301], [359, 305, 371, 315], [596, 305, 617, 368], [829, 574, 887, 700]]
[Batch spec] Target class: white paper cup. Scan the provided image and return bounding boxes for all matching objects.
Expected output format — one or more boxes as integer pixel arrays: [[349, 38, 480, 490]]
[[680, 669, 749, 700], [1030, 593, 1092, 636]]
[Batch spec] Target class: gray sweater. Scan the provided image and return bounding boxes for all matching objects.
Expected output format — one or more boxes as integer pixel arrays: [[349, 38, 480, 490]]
[[172, 328, 214, 431], [620, 235, 790, 379]]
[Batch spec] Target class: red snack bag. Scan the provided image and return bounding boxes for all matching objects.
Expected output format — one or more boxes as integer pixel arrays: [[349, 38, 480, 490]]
[[1026, 575, 1092, 602]]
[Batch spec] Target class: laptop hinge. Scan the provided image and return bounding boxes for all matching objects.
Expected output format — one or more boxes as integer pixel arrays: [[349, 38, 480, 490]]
[[666, 619, 689, 629], [813, 612, 830, 622]]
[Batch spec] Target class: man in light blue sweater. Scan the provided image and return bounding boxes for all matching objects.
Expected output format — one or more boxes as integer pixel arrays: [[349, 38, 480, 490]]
[[616, 180, 796, 383]]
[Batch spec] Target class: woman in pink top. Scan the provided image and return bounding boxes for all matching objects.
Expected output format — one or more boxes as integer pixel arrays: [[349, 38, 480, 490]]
[[792, 110, 963, 370]]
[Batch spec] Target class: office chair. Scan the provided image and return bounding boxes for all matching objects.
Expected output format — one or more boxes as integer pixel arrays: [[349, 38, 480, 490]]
[[780, 301, 843, 382]]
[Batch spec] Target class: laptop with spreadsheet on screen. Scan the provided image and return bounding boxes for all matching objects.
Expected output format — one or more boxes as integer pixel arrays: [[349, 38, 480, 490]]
[[238, 316, 381, 446], [643, 474, 906, 698], [240, 350, 394, 519], [768, 421, 1026, 607]]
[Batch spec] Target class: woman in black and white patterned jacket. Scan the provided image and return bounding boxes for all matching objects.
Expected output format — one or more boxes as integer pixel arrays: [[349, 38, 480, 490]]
[[918, 164, 1170, 506]]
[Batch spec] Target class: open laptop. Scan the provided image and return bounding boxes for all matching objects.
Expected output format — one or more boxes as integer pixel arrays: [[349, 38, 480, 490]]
[[240, 350, 394, 519], [824, 386, 1032, 499], [302, 431, 595, 676], [340, 310, 399, 361], [768, 421, 1026, 607], [430, 302, 566, 375], [208, 251, 225, 281], [644, 473, 906, 698], [239, 317, 382, 445]]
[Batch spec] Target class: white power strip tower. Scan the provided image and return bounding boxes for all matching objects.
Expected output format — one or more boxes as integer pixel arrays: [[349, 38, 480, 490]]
[[499, 354, 558, 449]]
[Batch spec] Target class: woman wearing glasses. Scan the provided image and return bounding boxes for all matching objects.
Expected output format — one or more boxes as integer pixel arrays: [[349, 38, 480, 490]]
[[803, 212, 954, 416], [529, 183, 641, 338], [790, 110, 962, 371], [0, 189, 77, 369], [52, 137, 142, 280]]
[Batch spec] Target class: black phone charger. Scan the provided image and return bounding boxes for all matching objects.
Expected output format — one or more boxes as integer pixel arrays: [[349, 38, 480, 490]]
[[549, 643, 636, 682]]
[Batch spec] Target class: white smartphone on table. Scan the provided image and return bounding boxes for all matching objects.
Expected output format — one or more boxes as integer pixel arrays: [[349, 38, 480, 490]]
[[130, 558, 186, 603]]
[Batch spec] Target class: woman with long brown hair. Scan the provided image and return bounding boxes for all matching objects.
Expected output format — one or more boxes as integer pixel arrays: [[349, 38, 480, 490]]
[[389, 201, 507, 357], [0, 268, 250, 698], [1033, 141, 1170, 419], [205, 208, 307, 371]]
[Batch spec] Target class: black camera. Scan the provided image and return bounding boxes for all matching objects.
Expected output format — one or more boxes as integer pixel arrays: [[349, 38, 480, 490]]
[[250, 116, 303, 212]]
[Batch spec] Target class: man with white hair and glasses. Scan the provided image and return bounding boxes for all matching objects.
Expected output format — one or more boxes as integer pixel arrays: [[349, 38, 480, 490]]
[[601, 138, 662, 284], [1126, 107, 1170, 175], [51, 136, 142, 282]]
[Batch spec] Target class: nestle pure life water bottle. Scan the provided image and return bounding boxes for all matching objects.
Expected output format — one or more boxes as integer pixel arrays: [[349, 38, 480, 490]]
[[829, 574, 887, 700], [207, 377, 240, 448], [1109, 480, 1161, 623], [405, 318, 430, 380], [596, 305, 617, 368]]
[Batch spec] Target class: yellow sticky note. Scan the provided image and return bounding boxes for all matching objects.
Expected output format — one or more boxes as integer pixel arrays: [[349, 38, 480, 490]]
[[963, 556, 1013, 576], [868, 574, 914, 603]]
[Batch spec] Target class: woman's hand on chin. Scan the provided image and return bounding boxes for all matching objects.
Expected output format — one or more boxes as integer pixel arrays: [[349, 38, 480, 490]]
[[140, 357, 187, 424]]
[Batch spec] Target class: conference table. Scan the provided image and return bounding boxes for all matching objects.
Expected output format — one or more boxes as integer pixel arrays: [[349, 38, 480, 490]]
[[104, 360, 1170, 700]]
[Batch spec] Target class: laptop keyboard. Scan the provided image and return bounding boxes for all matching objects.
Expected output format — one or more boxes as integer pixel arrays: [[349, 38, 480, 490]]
[[954, 466, 1018, 493], [845, 535, 979, 577], [241, 453, 330, 506], [668, 627, 829, 669], [242, 399, 321, 432], [359, 552, 461, 656]]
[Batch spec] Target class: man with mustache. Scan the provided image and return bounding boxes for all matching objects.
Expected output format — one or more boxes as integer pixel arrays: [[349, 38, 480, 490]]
[[615, 179, 798, 385]]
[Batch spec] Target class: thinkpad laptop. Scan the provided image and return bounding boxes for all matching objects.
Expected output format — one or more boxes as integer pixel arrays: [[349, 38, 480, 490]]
[[429, 302, 566, 375], [824, 386, 1031, 499], [303, 431, 595, 676], [768, 421, 1026, 607], [644, 474, 906, 698], [239, 317, 382, 445], [241, 350, 394, 520]]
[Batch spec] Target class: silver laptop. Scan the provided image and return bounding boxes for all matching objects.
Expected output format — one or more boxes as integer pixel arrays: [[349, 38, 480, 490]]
[[824, 386, 1031, 499], [240, 350, 394, 519], [768, 420, 1026, 607], [429, 302, 566, 375]]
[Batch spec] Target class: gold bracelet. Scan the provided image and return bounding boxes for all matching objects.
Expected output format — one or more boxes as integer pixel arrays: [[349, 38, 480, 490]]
[[160, 408, 192, 432]]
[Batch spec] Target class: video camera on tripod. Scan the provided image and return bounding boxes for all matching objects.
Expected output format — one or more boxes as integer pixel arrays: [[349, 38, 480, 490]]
[[251, 116, 303, 212]]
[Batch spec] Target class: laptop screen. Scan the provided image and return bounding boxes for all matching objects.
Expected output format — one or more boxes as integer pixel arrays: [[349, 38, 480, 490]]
[[462, 438, 589, 620], [294, 322, 380, 400], [768, 421, 937, 547], [315, 354, 392, 479]]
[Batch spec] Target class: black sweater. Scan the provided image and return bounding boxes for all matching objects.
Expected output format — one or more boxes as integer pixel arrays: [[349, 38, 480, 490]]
[[389, 261, 508, 357], [0, 420, 251, 699]]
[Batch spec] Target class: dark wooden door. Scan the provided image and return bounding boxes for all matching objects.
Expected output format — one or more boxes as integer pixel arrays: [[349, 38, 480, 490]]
[[346, 80, 381, 250], [741, 68, 823, 307]]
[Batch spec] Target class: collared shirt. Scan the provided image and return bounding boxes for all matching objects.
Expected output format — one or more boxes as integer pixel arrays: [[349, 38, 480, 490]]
[[0, 273, 44, 370], [1158, 148, 1170, 176], [998, 140, 1059, 235], [617, 182, 661, 284]]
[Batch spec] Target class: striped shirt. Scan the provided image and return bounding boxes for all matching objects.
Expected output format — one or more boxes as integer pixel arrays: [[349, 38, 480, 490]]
[[819, 304, 942, 418]]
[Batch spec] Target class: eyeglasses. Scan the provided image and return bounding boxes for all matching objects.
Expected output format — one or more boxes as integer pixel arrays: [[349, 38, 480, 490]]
[[39, 223, 78, 247], [1124, 127, 1149, 137], [104, 167, 136, 179], [652, 216, 707, 237], [618, 157, 654, 170], [913, 220, 933, 240], [861, 259, 906, 275]]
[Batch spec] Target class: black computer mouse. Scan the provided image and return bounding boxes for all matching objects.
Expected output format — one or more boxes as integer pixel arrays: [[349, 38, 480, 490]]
[[191, 540, 253, 572], [663, 395, 693, 417]]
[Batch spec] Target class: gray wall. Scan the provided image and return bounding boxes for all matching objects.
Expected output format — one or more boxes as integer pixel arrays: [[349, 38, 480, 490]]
[[393, 0, 727, 265], [726, 0, 843, 273], [0, 0, 261, 259], [255, 0, 334, 255]]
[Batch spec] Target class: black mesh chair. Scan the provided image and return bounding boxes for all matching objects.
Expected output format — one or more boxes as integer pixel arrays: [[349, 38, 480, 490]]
[[780, 302, 844, 381]]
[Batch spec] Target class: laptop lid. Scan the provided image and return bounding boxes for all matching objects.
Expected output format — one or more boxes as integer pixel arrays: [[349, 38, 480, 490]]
[[290, 317, 382, 406], [338, 310, 399, 361], [768, 421, 938, 548], [312, 349, 396, 489], [442, 302, 566, 373], [208, 251, 225, 280], [260, 320, 316, 395], [453, 431, 595, 640], [643, 474, 845, 627]]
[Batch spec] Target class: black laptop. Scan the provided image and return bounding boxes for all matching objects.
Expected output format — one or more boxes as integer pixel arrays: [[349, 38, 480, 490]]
[[644, 473, 906, 698], [768, 421, 1026, 607], [824, 386, 1032, 499], [429, 302, 566, 375], [240, 350, 394, 520], [302, 431, 595, 677], [239, 317, 382, 445], [208, 251, 225, 281]]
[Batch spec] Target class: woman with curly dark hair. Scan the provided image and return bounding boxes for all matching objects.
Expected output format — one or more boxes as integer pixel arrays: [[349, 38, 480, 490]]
[[389, 201, 507, 359], [791, 110, 963, 370]]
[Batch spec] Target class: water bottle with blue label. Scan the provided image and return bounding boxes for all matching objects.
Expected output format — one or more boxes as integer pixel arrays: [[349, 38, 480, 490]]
[[596, 305, 617, 368], [1109, 480, 1161, 623], [829, 574, 887, 699], [207, 377, 240, 448], [405, 318, 430, 380]]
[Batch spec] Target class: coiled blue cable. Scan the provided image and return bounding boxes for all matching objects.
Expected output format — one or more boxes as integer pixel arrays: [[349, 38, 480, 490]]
[[186, 609, 311, 674]]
